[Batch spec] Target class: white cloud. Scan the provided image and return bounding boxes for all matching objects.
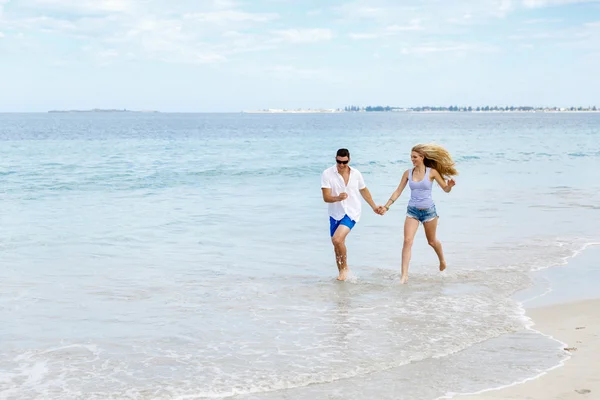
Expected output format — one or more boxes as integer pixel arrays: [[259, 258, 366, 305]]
[[400, 42, 499, 54], [0, 0, 288, 65], [0, 31, 4, 38], [401, 44, 470, 54], [349, 33, 379, 40], [495, 0, 515, 16], [28, 0, 133, 13], [269, 65, 323, 78], [524, 18, 562, 23], [97, 49, 118, 58], [349, 19, 423, 40], [507, 20, 600, 45], [565, 20, 600, 49], [340, 5, 389, 19], [183, 10, 278, 24], [101, 16, 231, 65], [212, 0, 241, 7], [219, 30, 279, 53], [6, 15, 89, 34], [2, 0, 599, 70], [335, 1, 419, 21], [386, 20, 423, 32], [335, 0, 598, 27], [336, 0, 513, 23], [272, 28, 333, 43], [83, 47, 120, 66], [523, 0, 600, 7], [0, 0, 8, 19]]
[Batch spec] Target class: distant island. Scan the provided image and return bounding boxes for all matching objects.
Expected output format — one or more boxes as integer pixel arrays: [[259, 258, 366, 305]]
[[243, 105, 599, 113], [48, 108, 159, 113], [242, 108, 342, 114]]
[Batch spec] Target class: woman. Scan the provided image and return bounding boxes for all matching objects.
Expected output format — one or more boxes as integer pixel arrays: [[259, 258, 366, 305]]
[[380, 144, 458, 284]]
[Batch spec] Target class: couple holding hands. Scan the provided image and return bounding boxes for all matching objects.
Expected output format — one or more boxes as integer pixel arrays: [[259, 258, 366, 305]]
[[320, 144, 458, 283]]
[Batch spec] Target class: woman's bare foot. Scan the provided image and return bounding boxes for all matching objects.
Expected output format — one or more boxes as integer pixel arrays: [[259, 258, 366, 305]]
[[400, 274, 409, 284], [439, 260, 447, 272], [337, 268, 349, 281]]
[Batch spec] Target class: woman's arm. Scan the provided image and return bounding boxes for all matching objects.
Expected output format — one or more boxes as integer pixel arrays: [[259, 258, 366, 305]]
[[430, 169, 456, 193], [383, 170, 409, 211]]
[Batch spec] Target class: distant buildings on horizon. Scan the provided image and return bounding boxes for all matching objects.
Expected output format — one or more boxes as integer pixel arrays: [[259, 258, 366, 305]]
[[343, 105, 599, 112], [46, 106, 599, 114], [244, 105, 599, 113]]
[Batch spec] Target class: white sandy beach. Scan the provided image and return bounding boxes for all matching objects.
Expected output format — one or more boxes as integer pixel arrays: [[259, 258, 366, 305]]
[[460, 298, 600, 400]]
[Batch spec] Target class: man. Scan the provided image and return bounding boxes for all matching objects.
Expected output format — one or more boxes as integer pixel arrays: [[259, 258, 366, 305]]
[[321, 148, 381, 281]]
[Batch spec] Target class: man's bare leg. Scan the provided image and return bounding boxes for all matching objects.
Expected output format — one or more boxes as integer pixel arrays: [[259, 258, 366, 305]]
[[331, 225, 351, 281]]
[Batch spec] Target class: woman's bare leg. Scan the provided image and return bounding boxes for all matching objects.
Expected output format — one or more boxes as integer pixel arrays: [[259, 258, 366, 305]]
[[401, 217, 420, 284], [423, 217, 446, 271]]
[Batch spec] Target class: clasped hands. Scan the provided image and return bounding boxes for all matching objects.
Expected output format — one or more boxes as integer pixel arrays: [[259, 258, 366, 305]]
[[373, 205, 388, 215]]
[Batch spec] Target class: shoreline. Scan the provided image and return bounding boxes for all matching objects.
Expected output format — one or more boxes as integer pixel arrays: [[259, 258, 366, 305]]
[[456, 299, 600, 399], [452, 245, 600, 400]]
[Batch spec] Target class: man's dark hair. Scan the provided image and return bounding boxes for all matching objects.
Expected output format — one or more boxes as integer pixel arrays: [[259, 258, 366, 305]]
[[336, 148, 350, 158]]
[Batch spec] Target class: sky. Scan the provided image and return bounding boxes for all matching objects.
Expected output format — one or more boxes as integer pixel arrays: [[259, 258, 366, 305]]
[[0, 0, 599, 112]]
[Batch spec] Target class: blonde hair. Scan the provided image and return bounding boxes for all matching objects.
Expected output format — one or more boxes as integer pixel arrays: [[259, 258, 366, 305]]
[[411, 143, 458, 179]]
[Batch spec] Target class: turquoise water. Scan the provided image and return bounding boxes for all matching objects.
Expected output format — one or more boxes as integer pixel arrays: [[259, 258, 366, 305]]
[[1, 112, 599, 399]]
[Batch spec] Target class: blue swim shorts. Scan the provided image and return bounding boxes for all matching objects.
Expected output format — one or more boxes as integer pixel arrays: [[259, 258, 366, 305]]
[[406, 205, 438, 223], [329, 214, 356, 237]]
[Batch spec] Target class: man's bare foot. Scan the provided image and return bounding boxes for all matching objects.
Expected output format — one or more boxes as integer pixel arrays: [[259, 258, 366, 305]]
[[400, 274, 408, 284], [337, 268, 349, 281], [439, 261, 447, 272]]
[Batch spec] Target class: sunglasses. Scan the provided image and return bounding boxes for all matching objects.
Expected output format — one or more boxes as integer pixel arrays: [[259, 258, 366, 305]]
[[336, 159, 349, 164]]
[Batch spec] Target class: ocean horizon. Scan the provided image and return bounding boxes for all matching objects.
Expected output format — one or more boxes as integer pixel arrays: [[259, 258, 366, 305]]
[[1, 111, 599, 399]]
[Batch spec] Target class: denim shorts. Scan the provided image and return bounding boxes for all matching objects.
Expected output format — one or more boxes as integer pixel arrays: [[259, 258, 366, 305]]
[[406, 205, 438, 223]]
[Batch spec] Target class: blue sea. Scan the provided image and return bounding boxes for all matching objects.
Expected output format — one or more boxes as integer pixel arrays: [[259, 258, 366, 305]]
[[1, 112, 599, 399]]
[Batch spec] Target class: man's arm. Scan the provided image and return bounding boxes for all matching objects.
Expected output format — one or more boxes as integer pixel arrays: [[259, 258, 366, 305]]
[[321, 170, 348, 203], [322, 188, 346, 203], [359, 187, 378, 211], [357, 172, 379, 212], [321, 171, 338, 203]]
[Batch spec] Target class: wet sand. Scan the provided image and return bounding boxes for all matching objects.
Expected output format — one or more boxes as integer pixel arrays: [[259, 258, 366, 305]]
[[460, 298, 600, 400]]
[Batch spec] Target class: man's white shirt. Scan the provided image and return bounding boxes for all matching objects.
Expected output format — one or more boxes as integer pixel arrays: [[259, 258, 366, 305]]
[[321, 165, 366, 222]]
